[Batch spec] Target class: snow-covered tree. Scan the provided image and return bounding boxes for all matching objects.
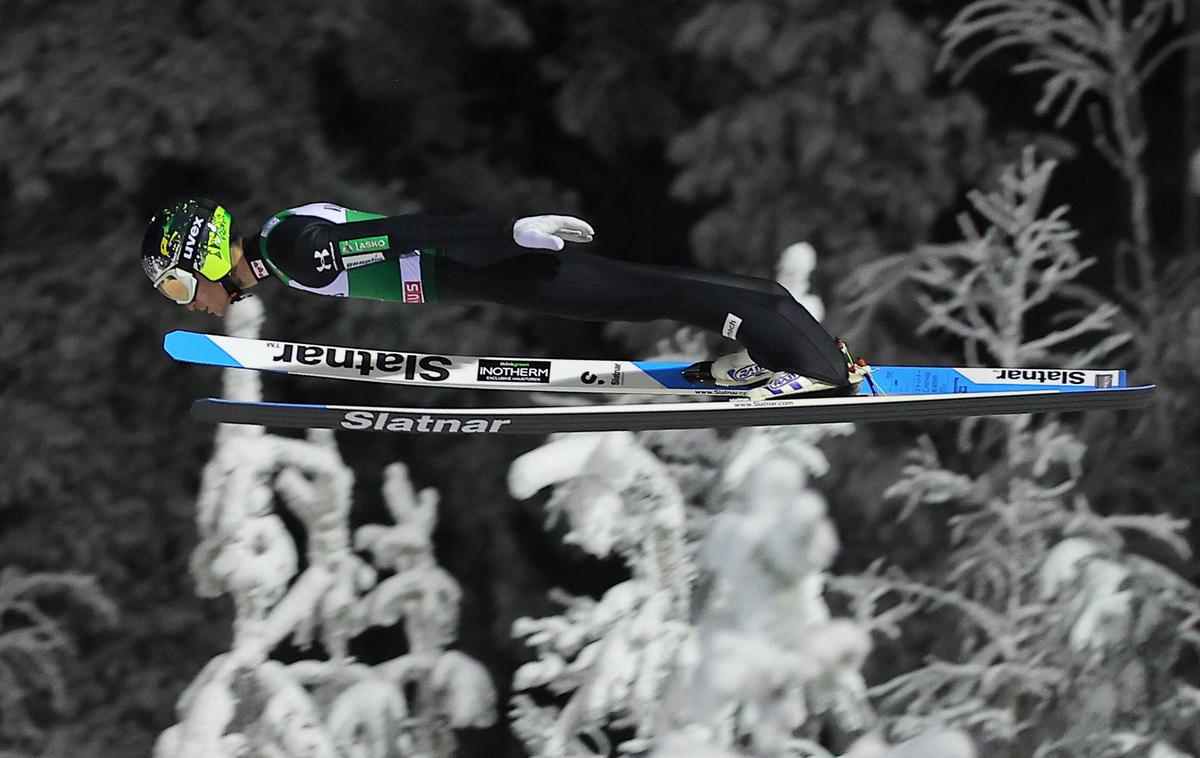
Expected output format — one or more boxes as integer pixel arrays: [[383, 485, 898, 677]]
[[508, 244, 974, 758], [833, 150, 1200, 757], [938, 0, 1198, 328], [0, 569, 116, 756], [507, 430, 695, 757], [668, 0, 992, 275], [156, 297, 496, 758]]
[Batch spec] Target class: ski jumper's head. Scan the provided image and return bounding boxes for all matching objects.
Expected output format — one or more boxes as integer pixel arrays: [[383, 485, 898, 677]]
[[140, 198, 253, 317]]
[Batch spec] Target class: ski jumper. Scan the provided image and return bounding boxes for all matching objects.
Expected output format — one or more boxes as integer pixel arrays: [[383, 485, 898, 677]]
[[242, 203, 849, 385]]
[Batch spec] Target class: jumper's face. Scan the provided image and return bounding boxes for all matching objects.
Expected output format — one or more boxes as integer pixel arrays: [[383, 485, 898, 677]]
[[182, 275, 232, 317]]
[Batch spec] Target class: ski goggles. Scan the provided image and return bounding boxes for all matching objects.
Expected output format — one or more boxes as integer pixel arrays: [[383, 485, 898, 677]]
[[154, 267, 199, 305]]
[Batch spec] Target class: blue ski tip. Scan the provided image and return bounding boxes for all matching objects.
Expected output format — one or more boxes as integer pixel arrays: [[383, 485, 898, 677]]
[[164, 331, 243, 369]]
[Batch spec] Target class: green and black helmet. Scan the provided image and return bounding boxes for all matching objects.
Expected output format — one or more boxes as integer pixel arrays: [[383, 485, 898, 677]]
[[140, 198, 245, 304]]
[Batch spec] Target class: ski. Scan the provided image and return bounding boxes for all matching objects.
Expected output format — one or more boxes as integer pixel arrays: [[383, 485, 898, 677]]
[[165, 331, 1133, 398], [190, 385, 1154, 435]]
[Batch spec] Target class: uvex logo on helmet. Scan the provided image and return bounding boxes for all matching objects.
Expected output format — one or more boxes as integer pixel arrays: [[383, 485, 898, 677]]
[[182, 215, 205, 263]]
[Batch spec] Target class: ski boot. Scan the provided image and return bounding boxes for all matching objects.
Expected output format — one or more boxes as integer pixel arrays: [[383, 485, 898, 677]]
[[746, 339, 872, 401], [682, 348, 772, 388]]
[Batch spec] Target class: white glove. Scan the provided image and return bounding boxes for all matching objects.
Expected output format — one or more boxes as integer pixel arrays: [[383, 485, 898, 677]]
[[513, 215, 595, 251]]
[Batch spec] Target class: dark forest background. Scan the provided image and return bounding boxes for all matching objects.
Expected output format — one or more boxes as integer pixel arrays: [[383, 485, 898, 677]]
[[1, 0, 1198, 756]]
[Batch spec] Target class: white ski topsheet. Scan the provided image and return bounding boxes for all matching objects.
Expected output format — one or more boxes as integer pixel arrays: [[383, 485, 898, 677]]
[[164, 331, 1130, 397]]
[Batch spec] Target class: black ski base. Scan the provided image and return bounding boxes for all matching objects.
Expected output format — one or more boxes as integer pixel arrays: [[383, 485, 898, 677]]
[[191, 384, 1155, 435]]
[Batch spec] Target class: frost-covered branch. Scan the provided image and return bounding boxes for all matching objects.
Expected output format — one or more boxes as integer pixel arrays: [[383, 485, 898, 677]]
[[939, 0, 1196, 346], [843, 145, 1198, 753], [0, 570, 117, 754], [157, 298, 496, 758], [908, 149, 1130, 367], [506, 243, 969, 757], [509, 432, 694, 756]]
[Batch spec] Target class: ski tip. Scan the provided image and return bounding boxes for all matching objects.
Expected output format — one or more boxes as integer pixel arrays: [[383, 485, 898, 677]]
[[164, 331, 243, 368], [192, 398, 247, 425], [191, 397, 329, 428]]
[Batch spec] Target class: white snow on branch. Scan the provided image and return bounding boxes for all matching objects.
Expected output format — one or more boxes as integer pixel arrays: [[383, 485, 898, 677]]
[[506, 243, 967, 758], [156, 297, 496, 758]]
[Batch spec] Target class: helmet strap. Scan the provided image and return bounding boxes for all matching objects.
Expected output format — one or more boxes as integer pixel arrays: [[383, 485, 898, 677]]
[[218, 274, 249, 303]]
